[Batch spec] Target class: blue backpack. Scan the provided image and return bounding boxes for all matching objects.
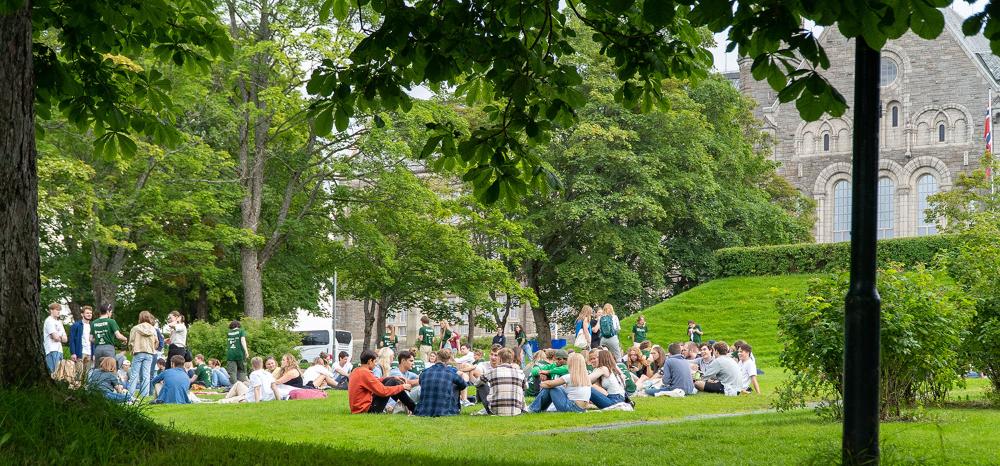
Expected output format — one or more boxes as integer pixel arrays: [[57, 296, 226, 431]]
[[599, 315, 617, 338]]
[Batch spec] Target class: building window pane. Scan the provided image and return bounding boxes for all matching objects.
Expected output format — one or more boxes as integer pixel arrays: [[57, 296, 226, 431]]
[[938, 124, 945, 142], [396, 325, 407, 337], [878, 177, 895, 239], [880, 58, 898, 87], [823, 134, 830, 151], [917, 174, 938, 236], [833, 180, 851, 242], [891, 106, 899, 127]]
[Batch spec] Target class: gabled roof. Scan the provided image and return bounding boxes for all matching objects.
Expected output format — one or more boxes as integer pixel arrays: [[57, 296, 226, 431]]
[[942, 7, 1000, 87]]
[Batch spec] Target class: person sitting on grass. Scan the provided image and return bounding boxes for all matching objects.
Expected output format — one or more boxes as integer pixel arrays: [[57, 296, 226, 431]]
[[454, 345, 475, 365], [209, 359, 231, 388], [274, 353, 306, 396], [624, 347, 647, 378], [589, 349, 633, 410], [246, 356, 280, 402], [476, 347, 526, 416], [635, 345, 666, 389], [349, 349, 414, 414], [151, 355, 191, 404], [303, 357, 339, 389], [191, 354, 212, 390], [736, 343, 761, 394], [694, 341, 742, 396], [331, 351, 352, 389], [528, 353, 592, 413], [372, 347, 394, 378], [415, 349, 467, 417], [646, 343, 697, 397], [88, 356, 131, 403], [467, 345, 501, 414], [389, 350, 421, 405], [694, 344, 713, 375], [265, 356, 278, 374]]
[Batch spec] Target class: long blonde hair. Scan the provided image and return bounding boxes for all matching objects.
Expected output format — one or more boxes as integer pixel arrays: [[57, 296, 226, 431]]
[[577, 305, 593, 322], [276, 353, 298, 378], [567, 353, 589, 387], [602, 303, 615, 317], [376, 347, 394, 375]]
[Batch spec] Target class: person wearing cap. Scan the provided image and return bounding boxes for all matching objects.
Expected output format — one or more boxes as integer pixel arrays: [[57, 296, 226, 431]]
[[91, 303, 127, 369]]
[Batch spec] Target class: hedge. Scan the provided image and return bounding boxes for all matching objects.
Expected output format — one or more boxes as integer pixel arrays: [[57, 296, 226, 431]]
[[713, 234, 958, 277]]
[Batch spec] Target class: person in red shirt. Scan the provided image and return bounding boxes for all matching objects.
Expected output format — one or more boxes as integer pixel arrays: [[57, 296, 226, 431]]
[[348, 349, 414, 414]]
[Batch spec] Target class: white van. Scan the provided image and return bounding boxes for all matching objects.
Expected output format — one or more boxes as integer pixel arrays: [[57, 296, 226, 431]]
[[292, 309, 352, 363]]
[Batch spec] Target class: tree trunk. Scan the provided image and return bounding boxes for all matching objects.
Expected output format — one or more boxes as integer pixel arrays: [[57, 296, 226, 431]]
[[240, 247, 265, 319], [467, 307, 475, 348], [0, 1, 49, 387], [361, 299, 375, 350], [375, 298, 388, 348], [195, 284, 208, 321], [68, 301, 82, 322], [499, 299, 512, 337], [525, 268, 552, 348]]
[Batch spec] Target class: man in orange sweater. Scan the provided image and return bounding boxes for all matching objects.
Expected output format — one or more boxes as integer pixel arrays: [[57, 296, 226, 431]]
[[348, 349, 414, 414]]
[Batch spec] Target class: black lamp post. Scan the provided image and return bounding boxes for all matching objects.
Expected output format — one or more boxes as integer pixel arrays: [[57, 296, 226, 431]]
[[843, 38, 882, 465]]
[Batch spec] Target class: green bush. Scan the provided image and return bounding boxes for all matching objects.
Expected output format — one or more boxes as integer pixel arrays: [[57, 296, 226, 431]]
[[774, 265, 973, 419], [187, 318, 301, 362], [713, 235, 958, 278]]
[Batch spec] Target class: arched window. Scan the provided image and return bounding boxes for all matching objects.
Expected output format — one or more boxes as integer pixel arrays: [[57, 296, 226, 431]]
[[877, 177, 895, 239], [823, 133, 831, 151], [833, 180, 851, 242], [938, 124, 946, 142], [891, 106, 899, 127], [916, 174, 938, 236]]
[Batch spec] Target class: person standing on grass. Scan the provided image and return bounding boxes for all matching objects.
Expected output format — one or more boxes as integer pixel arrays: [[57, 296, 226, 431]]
[[91, 304, 127, 368], [513, 324, 530, 366], [349, 349, 414, 414], [126, 311, 158, 397], [598, 303, 623, 362], [418, 316, 435, 363], [379, 324, 399, 352], [246, 357, 280, 402], [694, 341, 742, 396], [574, 305, 593, 350], [631, 315, 648, 348], [590, 308, 604, 351], [646, 343, 697, 397], [736, 343, 760, 394], [69, 305, 95, 371], [151, 355, 192, 404], [415, 349, 468, 417], [687, 320, 703, 344], [226, 320, 250, 383], [164, 311, 190, 363], [491, 328, 506, 348], [43, 303, 68, 373]]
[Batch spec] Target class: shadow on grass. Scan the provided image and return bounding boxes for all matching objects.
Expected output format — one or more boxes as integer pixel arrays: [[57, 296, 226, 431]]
[[0, 385, 535, 466]]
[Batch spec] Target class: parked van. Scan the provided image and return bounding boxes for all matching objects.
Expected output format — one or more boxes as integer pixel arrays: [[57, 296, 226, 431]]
[[293, 309, 352, 363]]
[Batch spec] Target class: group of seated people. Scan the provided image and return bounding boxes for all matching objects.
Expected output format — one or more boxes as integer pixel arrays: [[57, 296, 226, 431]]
[[622, 339, 761, 397]]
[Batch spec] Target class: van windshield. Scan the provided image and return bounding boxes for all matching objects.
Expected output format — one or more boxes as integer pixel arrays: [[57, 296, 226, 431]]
[[299, 330, 329, 346]]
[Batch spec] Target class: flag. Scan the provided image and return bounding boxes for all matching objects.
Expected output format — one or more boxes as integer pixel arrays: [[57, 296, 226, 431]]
[[986, 89, 993, 180]]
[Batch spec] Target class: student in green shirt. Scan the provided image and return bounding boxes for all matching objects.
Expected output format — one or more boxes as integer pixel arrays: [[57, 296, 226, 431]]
[[439, 321, 453, 350], [687, 320, 703, 344], [378, 325, 398, 351], [91, 304, 127, 368], [418, 316, 435, 364], [225, 320, 250, 383], [192, 354, 212, 388], [631, 315, 648, 347]]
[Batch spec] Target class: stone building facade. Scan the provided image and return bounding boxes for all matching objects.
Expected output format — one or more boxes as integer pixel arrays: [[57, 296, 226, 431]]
[[738, 9, 1000, 242]]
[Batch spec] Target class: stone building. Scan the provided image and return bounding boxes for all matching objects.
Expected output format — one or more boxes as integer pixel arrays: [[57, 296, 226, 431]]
[[738, 8, 999, 242]]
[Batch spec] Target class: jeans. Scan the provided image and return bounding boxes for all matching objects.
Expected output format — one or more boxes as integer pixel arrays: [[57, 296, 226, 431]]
[[212, 368, 231, 387], [93, 345, 116, 368], [45, 351, 62, 373], [521, 343, 533, 365], [590, 391, 625, 409], [105, 392, 131, 403], [528, 387, 585, 413], [127, 352, 154, 397], [476, 382, 491, 413], [600, 335, 623, 361], [226, 359, 247, 383]]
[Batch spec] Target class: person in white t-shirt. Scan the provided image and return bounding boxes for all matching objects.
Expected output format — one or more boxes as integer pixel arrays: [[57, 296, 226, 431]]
[[43, 303, 68, 373], [164, 311, 190, 363], [736, 343, 760, 394], [330, 351, 353, 387], [246, 357, 280, 402], [303, 357, 338, 389]]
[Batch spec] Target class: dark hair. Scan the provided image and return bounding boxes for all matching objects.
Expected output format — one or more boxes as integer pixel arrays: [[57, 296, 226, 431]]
[[156, 358, 167, 367], [737, 342, 753, 354], [359, 349, 378, 364], [491, 344, 503, 353], [170, 355, 185, 368], [667, 342, 682, 355], [229, 320, 241, 329], [713, 341, 730, 355], [338, 351, 349, 359], [99, 303, 113, 315], [397, 350, 414, 363]]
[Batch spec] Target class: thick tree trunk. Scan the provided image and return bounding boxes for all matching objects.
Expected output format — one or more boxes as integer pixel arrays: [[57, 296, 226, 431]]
[[525, 266, 552, 348], [68, 301, 82, 322], [195, 284, 208, 321], [467, 308, 475, 348], [361, 299, 375, 350], [375, 298, 387, 348], [0, 2, 50, 387], [240, 247, 264, 319]]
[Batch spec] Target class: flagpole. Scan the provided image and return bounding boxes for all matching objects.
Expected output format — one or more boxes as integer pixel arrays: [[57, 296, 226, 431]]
[[990, 87, 994, 195]]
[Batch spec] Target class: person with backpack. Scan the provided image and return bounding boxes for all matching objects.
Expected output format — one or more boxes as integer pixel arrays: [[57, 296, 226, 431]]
[[598, 303, 623, 361]]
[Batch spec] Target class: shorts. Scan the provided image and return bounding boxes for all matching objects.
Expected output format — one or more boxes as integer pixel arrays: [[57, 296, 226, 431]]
[[702, 381, 725, 394]]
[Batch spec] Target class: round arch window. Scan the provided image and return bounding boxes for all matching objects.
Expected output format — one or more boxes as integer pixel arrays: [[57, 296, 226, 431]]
[[880, 58, 898, 87]]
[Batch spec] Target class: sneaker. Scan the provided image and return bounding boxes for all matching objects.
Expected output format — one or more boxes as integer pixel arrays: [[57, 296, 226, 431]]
[[602, 402, 633, 412], [470, 408, 489, 416], [460, 399, 474, 407]]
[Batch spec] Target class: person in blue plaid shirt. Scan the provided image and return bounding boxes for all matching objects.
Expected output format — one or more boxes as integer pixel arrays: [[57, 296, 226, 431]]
[[415, 349, 467, 417]]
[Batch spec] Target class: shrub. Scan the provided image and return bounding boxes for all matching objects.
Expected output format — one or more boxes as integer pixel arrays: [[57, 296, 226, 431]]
[[713, 235, 958, 278], [187, 318, 301, 362], [939, 217, 1000, 397], [774, 265, 973, 419]]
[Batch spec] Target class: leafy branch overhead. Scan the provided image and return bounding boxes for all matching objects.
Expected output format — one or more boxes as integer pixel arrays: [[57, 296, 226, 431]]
[[307, 0, 989, 202]]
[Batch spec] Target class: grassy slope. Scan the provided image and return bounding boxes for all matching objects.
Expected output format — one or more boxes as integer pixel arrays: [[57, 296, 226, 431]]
[[621, 274, 817, 368]]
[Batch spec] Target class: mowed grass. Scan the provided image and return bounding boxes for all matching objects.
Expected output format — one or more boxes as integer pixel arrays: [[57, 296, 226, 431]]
[[621, 274, 817, 368]]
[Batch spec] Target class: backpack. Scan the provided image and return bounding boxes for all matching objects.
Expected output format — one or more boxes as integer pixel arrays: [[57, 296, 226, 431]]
[[599, 315, 617, 338]]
